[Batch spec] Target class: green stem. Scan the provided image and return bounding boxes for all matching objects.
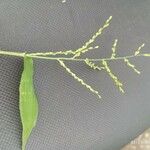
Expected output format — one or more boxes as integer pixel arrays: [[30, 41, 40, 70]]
[[0, 50, 26, 57], [0, 50, 149, 62]]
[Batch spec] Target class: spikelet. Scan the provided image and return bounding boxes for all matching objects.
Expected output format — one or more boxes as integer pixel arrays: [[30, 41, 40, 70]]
[[124, 58, 140, 74], [85, 58, 104, 70], [58, 59, 102, 99], [111, 39, 118, 58], [73, 46, 99, 58], [134, 43, 145, 56], [143, 54, 150, 57], [62, 0, 66, 3], [102, 60, 124, 93]]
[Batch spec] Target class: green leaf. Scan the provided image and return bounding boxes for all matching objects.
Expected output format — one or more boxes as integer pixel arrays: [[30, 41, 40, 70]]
[[19, 56, 38, 150]]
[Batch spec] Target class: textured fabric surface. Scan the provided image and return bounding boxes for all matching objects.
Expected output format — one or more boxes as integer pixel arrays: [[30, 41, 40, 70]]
[[0, 0, 150, 150]]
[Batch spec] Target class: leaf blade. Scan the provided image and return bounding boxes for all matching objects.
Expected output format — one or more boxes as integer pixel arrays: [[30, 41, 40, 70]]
[[19, 56, 38, 150]]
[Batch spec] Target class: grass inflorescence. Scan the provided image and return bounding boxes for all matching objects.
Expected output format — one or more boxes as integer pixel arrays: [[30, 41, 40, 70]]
[[0, 16, 149, 99]]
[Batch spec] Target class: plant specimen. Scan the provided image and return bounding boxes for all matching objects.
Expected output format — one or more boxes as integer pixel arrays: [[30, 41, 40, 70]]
[[0, 16, 149, 150]]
